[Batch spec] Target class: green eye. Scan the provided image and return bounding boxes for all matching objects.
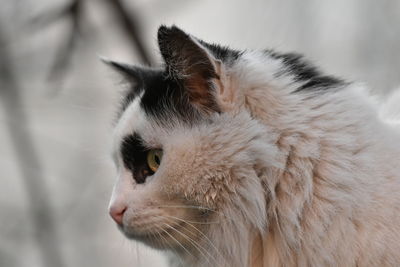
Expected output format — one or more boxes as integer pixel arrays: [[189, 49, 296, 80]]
[[147, 149, 163, 173]]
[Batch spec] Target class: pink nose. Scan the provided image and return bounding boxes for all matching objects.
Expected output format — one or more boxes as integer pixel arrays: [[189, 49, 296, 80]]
[[109, 204, 126, 225]]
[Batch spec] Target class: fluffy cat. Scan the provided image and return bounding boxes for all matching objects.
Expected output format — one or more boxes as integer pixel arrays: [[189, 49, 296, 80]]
[[106, 25, 400, 267]]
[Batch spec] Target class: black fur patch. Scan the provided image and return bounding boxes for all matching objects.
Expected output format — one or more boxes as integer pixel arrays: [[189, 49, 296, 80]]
[[139, 69, 202, 125], [108, 63, 200, 125], [120, 134, 153, 184], [103, 60, 148, 115], [267, 50, 345, 92]]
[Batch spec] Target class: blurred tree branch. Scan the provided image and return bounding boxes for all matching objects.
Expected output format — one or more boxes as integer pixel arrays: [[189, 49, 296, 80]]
[[106, 0, 153, 65], [0, 2, 153, 263], [49, 0, 82, 83], [33, 0, 153, 87], [0, 27, 65, 267], [31, 0, 82, 85]]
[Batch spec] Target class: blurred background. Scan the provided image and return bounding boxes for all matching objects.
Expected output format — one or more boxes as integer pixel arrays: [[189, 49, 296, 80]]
[[0, 0, 399, 266]]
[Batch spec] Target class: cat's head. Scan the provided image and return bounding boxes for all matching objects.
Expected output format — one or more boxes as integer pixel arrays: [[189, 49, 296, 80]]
[[106, 26, 279, 257]]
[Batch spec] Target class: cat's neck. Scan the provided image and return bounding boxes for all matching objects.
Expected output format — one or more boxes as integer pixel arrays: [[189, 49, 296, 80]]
[[240, 74, 400, 266]]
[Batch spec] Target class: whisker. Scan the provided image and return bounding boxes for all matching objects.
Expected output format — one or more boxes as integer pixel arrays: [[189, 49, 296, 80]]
[[135, 241, 140, 266], [164, 214, 220, 225], [156, 204, 236, 222], [157, 222, 196, 261], [162, 214, 226, 265], [162, 219, 220, 267], [157, 204, 216, 212], [152, 225, 185, 267]]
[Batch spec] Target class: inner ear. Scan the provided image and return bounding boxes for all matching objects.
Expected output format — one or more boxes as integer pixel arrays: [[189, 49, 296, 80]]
[[157, 25, 223, 114]]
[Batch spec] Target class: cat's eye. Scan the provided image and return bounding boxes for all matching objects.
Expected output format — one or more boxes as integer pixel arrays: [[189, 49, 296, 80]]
[[147, 149, 163, 173]]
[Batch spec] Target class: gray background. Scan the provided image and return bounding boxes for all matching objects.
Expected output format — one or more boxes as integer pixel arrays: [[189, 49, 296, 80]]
[[0, 0, 399, 266]]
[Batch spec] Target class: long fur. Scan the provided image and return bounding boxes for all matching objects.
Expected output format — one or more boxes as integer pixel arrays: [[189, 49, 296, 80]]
[[178, 51, 400, 267], [221, 52, 400, 267], [108, 27, 400, 267]]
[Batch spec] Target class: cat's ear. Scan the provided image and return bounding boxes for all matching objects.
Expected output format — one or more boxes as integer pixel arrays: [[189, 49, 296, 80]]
[[157, 25, 223, 113], [101, 57, 144, 88]]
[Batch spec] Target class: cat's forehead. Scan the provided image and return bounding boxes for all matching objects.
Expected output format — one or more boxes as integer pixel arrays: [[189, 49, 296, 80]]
[[112, 75, 193, 154], [119, 68, 200, 126], [112, 92, 163, 163], [113, 95, 147, 144]]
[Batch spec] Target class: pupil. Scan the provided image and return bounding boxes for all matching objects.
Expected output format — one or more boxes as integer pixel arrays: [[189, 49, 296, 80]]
[[155, 155, 160, 165]]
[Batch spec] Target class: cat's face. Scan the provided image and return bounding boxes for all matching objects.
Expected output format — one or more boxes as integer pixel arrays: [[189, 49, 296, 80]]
[[107, 26, 274, 253]]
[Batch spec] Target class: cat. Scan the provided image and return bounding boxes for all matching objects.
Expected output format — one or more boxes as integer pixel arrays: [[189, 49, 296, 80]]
[[106, 25, 400, 267]]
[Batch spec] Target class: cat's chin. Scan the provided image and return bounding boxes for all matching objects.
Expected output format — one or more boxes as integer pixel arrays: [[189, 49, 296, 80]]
[[119, 223, 185, 250], [123, 232, 168, 250]]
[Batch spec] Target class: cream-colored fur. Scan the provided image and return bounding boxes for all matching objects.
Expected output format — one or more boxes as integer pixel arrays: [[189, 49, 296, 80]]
[[233, 53, 400, 267], [110, 49, 400, 267]]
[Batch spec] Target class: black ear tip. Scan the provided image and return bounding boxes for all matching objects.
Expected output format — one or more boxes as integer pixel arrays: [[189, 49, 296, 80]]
[[99, 55, 113, 65], [157, 25, 188, 43], [100, 58, 143, 80], [100, 57, 129, 72], [98, 56, 128, 71], [157, 25, 169, 36], [100, 57, 124, 71]]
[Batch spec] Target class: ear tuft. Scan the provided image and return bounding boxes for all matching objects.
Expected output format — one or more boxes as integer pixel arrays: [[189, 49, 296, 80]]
[[101, 57, 137, 77], [101, 57, 145, 88]]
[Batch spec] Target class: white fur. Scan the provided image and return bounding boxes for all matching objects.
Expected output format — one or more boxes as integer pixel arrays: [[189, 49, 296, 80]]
[[380, 88, 400, 126]]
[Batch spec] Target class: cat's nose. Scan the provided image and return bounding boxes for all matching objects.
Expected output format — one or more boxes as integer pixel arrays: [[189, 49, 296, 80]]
[[109, 204, 126, 225]]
